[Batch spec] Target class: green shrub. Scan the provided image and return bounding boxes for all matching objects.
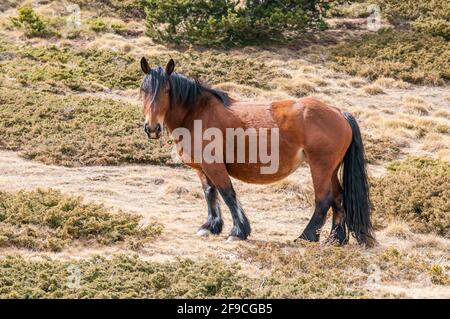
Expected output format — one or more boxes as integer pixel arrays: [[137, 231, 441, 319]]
[[371, 157, 450, 236], [327, 0, 370, 18], [429, 264, 450, 285], [88, 18, 108, 33], [111, 22, 129, 35], [144, 0, 329, 46], [10, 5, 52, 37], [0, 189, 163, 252], [374, 0, 450, 40], [412, 17, 450, 40], [329, 29, 450, 85], [375, 0, 449, 25]]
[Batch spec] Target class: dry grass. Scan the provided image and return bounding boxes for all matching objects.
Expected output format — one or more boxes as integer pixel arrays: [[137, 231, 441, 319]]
[[165, 184, 203, 200], [422, 134, 450, 153], [70, 0, 145, 20], [429, 264, 450, 285], [364, 134, 403, 164], [374, 77, 411, 89], [0, 0, 22, 11], [433, 110, 450, 120], [413, 234, 448, 250], [384, 221, 415, 240], [0, 189, 162, 252], [265, 179, 315, 208], [437, 149, 450, 162], [403, 95, 432, 116], [214, 82, 266, 99], [274, 78, 317, 97], [379, 115, 449, 139], [361, 84, 385, 95], [348, 78, 367, 88]]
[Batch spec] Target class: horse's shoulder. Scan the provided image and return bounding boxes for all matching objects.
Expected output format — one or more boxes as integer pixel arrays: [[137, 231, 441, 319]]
[[270, 99, 297, 110]]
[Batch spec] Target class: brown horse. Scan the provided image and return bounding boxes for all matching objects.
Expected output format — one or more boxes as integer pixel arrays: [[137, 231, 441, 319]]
[[140, 57, 376, 247]]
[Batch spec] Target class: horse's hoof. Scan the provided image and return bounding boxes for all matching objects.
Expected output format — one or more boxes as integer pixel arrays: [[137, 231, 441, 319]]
[[323, 235, 347, 246], [322, 238, 340, 246], [226, 236, 241, 242], [197, 229, 211, 237], [297, 231, 319, 242]]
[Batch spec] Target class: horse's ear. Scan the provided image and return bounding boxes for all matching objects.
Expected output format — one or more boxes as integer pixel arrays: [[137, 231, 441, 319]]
[[166, 58, 175, 76], [141, 57, 150, 74]]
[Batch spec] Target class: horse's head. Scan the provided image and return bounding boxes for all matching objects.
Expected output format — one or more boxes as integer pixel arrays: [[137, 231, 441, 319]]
[[140, 57, 175, 139]]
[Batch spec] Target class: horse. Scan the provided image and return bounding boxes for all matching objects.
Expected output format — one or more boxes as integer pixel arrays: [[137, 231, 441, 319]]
[[139, 57, 376, 247]]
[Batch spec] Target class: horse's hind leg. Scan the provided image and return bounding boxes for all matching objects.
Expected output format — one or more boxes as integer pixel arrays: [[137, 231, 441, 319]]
[[196, 170, 223, 236], [297, 158, 334, 242], [325, 167, 348, 245], [201, 163, 251, 241]]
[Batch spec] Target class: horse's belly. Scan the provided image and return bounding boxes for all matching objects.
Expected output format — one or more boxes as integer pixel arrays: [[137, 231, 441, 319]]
[[227, 148, 306, 184]]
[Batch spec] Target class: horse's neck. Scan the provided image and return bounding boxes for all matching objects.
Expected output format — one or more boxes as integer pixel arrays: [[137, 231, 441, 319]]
[[165, 94, 214, 132], [164, 104, 187, 134], [165, 100, 204, 134]]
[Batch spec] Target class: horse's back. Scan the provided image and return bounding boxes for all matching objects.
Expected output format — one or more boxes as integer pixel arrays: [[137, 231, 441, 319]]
[[228, 97, 351, 151], [208, 97, 352, 184]]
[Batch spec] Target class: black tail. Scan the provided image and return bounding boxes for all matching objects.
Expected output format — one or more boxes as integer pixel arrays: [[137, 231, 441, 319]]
[[342, 112, 376, 247]]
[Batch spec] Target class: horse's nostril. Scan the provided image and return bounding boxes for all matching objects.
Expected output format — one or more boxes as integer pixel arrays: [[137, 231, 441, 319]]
[[144, 123, 150, 134], [155, 123, 161, 134]]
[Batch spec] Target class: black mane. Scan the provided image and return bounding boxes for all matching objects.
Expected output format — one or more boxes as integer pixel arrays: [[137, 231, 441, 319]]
[[140, 66, 231, 107]]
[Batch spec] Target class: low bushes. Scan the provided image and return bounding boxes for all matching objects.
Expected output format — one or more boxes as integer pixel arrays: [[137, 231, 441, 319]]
[[329, 29, 450, 85], [0, 39, 282, 93], [0, 242, 444, 298], [371, 157, 450, 236], [375, 0, 449, 25], [0, 189, 163, 252], [0, 87, 173, 166]]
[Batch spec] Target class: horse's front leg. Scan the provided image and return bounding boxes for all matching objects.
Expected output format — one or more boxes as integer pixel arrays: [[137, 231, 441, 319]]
[[196, 170, 223, 236], [201, 163, 251, 241]]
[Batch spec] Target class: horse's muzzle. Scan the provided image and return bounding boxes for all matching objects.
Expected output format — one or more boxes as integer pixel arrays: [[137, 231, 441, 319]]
[[144, 122, 162, 139]]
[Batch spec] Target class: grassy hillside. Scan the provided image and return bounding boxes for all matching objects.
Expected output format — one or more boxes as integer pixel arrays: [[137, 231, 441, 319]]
[[0, 0, 448, 299]]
